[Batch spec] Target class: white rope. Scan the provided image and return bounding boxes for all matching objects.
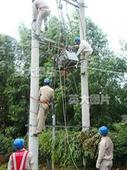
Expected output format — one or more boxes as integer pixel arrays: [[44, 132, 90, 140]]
[[59, 67, 79, 170]]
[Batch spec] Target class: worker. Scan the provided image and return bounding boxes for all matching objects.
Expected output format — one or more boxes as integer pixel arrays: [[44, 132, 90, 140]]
[[32, 0, 50, 35], [34, 78, 54, 136], [8, 138, 34, 170], [76, 39, 93, 59], [75, 36, 80, 45], [73, 36, 81, 53], [96, 126, 114, 170]]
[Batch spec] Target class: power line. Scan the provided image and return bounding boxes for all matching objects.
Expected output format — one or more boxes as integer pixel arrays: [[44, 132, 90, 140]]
[[62, 0, 80, 8], [61, 62, 127, 75]]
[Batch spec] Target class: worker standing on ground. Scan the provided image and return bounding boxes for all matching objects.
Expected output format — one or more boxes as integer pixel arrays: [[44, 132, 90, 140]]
[[34, 78, 54, 136], [32, 0, 50, 35], [8, 138, 34, 170], [96, 126, 114, 170]]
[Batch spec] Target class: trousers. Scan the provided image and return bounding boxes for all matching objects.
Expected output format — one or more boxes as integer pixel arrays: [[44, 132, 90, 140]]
[[100, 160, 112, 170], [32, 8, 50, 35], [35, 9, 49, 34], [36, 103, 48, 133]]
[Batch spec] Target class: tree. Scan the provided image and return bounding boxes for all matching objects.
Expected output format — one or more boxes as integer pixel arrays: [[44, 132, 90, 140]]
[[0, 33, 30, 136], [0, 34, 17, 131], [0, 14, 127, 169], [1, 14, 127, 136]]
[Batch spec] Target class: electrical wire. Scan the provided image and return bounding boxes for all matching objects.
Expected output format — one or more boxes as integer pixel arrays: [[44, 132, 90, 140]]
[[28, 1, 127, 168], [59, 67, 79, 170], [12, 43, 127, 75], [61, 61, 127, 75], [54, 2, 80, 168], [65, 1, 74, 45]]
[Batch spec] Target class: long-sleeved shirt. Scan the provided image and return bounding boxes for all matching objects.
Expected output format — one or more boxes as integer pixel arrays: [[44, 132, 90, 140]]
[[39, 85, 54, 109], [76, 40, 93, 57], [33, 0, 48, 9], [8, 149, 34, 170], [32, 0, 49, 20], [96, 136, 113, 166]]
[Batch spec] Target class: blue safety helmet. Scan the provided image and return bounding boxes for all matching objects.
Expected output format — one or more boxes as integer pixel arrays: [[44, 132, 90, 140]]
[[99, 126, 109, 136], [75, 36, 80, 45], [44, 78, 51, 85], [13, 138, 25, 150]]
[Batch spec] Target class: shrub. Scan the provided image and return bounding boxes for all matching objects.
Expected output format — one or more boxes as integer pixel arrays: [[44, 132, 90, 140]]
[[39, 124, 127, 168], [0, 134, 13, 161], [0, 164, 7, 170], [39, 130, 82, 167]]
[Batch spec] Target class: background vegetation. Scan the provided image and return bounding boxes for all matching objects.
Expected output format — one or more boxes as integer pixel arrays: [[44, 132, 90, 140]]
[[0, 13, 127, 169]]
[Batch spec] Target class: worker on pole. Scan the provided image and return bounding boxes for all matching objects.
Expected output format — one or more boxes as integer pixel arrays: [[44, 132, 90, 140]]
[[76, 38, 93, 59], [96, 126, 114, 170], [8, 138, 34, 170], [32, 0, 50, 35], [34, 78, 54, 136]]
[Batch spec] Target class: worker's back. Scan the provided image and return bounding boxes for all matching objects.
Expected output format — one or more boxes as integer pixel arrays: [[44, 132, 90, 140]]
[[8, 138, 34, 170], [34, 0, 48, 9], [40, 85, 54, 102], [99, 136, 113, 161]]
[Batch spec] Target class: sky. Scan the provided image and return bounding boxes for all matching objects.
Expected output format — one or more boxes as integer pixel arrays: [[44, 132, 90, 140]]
[[0, 0, 127, 52]]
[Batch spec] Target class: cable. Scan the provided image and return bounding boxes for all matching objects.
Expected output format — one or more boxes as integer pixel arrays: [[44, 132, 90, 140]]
[[89, 67, 127, 75], [7, 46, 127, 76], [56, 0, 65, 54], [59, 66, 79, 169], [58, 0, 68, 46], [65, 1, 74, 45], [62, 0, 80, 8], [71, 0, 86, 7], [61, 61, 127, 75]]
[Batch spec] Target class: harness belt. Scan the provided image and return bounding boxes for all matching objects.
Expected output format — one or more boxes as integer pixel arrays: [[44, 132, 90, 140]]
[[39, 6, 49, 10], [39, 100, 50, 106]]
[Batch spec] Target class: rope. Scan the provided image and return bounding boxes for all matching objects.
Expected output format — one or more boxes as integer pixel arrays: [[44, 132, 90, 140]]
[[50, 1, 67, 167], [62, 0, 80, 8], [59, 68, 67, 127], [57, 0, 68, 46], [56, 0, 65, 54], [30, 110, 38, 114], [59, 67, 79, 170], [30, 96, 39, 102], [35, 0, 81, 165], [65, 1, 74, 45], [70, 0, 86, 7], [72, 71, 80, 94], [28, 1, 126, 168]]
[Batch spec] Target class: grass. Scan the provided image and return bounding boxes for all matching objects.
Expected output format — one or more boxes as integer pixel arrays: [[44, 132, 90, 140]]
[[0, 164, 7, 170]]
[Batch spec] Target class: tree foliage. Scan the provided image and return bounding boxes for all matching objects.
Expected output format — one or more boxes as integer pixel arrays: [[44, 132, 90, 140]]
[[0, 14, 127, 168]]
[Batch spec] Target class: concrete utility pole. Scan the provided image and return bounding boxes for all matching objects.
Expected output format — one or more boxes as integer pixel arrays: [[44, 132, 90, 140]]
[[28, 14, 39, 170], [79, 0, 90, 131], [52, 114, 56, 170]]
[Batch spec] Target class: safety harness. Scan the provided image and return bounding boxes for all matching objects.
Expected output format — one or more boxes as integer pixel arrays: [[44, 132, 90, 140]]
[[39, 100, 50, 106], [11, 149, 28, 170], [30, 96, 50, 106]]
